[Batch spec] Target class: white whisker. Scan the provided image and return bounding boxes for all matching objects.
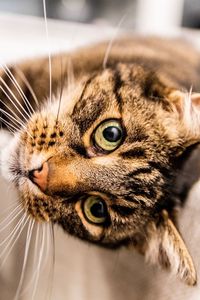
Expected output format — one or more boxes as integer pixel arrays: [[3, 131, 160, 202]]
[[43, 223, 50, 267], [0, 64, 35, 115], [56, 57, 64, 123], [42, 223, 52, 300], [14, 218, 35, 300], [43, 0, 52, 105], [0, 77, 31, 120], [0, 108, 27, 130], [46, 223, 55, 300], [20, 222, 40, 297], [103, 14, 127, 69], [0, 113, 32, 138], [1, 126, 14, 134], [0, 119, 14, 134], [0, 83, 30, 122], [0, 112, 32, 138], [31, 222, 46, 300], [0, 201, 21, 221], [0, 213, 29, 268], [0, 212, 26, 251], [0, 205, 23, 233], [15, 67, 39, 107], [67, 58, 75, 89], [0, 212, 26, 249], [0, 99, 26, 126], [0, 116, 20, 132]]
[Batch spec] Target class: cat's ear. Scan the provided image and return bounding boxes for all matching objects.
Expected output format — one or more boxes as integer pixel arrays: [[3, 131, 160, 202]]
[[169, 90, 200, 146], [145, 210, 197, 286]]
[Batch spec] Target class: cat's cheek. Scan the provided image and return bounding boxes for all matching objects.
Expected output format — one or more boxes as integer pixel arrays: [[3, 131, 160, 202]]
[[75, 201, 104, 240], [0, 133, 20, 182]]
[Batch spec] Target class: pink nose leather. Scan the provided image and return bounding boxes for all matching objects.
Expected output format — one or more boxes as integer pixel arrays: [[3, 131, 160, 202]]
[[31, 162, 49, 191]]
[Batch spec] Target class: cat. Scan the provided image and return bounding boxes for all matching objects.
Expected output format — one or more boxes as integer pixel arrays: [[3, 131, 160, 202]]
[[1, 36, 200, 289]]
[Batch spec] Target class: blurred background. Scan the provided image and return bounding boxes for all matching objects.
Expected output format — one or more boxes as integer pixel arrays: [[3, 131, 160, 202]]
[[0, 0, 199, 33]]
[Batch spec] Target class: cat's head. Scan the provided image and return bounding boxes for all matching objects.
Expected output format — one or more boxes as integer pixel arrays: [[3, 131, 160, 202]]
[[2, 63, 200, 285]]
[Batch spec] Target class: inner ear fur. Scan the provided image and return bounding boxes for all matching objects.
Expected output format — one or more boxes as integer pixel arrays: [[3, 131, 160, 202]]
[[149, 86, 200, 151], [169, 90, 200, 147], [144, 210, 197, 286]]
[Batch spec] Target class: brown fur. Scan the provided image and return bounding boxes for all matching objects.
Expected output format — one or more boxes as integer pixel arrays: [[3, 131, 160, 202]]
[[1, 36, 200, 285]]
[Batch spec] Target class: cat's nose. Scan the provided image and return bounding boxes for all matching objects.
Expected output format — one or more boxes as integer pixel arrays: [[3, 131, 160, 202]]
[[28, 162, 49, 191]]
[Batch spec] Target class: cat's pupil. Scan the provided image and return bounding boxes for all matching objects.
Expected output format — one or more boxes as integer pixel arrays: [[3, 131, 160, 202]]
[[90, 201, 106, 218], [103, 126, 122, 142]]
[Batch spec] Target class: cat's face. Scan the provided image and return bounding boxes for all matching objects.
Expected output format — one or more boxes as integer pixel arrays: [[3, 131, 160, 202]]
[[2, 63, 199, 285], [2, 64, 172, 242]]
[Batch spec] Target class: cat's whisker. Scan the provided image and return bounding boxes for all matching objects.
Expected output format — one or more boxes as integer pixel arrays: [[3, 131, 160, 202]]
[[44, 223, 55, 300], [0, 83, 30, 122], [56, 56, 64, 123], [0, 198, 21, 217], [0, 201, 20, 220], [0, 209, 25, 247], [15, 67, 39, 108], [43, 0, 52, 106], [103, 13, 126, 69], [0, 108, 27, 131], [0, 207, 22, 233], [42, 224, 52, 299], [0, 213, 29, 268], [26, 223, 55, 300], [189, 85, 193, 96], [20, 222, 41, 297], [49, 223, 55, 299], [0, 116, 20, 133], [0, 112, 33, 138], [14, 218, 35, 300], [67, 57, 75, 89], [0, 122, 14, 134], [0, 99, 26, 127], [2, 64, 36, 113], [2, 126, 14, 135], [0, 204, 23, 233], [0, 64, 35, 115], [0, 108, 29, 137], [43, 223, 50, 266], [31, 222, 46, 300], [0, 75, 32, 120], [0, 212, 26, 250]]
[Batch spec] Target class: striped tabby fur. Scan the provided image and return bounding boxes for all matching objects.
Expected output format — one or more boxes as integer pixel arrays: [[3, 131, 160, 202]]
[[1, 36, 200, 286]]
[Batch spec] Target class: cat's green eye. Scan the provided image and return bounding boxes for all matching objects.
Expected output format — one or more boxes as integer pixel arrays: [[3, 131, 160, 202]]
[[83, 196, 107, 224], [94, 120, 123, 151]]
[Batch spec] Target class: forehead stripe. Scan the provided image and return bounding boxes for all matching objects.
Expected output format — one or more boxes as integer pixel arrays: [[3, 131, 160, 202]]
[[71, 75, 107, 135], [75, 75, 97, 110], [112, 69, 123, 112], [73, 96, 107, 135]]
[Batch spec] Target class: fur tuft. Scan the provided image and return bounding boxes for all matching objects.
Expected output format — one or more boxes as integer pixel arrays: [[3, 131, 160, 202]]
[[145, 211, 197, 286]]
